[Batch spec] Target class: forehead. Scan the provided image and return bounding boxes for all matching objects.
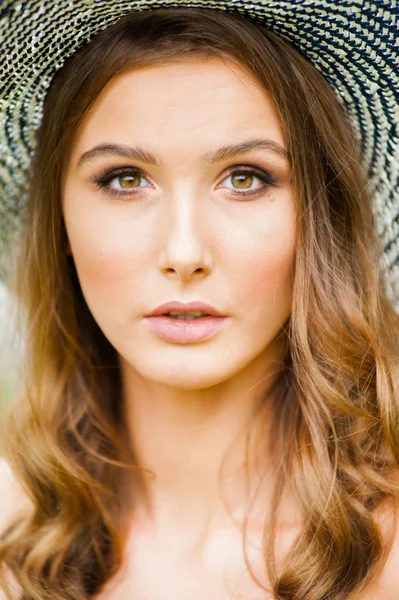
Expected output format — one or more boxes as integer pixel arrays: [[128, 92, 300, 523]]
[[70, 57, 285, 161]]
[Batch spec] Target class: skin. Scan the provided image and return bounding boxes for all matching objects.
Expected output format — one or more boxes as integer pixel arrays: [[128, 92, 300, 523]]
[[61, 56, 298, 597]]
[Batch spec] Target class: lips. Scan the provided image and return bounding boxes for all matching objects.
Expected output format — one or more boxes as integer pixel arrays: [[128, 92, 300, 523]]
[[147, 300, 224, 318], [145, 313, 227, 343]]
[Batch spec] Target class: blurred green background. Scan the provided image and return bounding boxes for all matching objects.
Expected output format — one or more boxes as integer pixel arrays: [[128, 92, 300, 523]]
[[0, 281, 23, 450]]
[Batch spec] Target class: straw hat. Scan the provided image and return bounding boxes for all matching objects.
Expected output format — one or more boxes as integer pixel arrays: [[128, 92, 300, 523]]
[[0, 0, 398, 309]]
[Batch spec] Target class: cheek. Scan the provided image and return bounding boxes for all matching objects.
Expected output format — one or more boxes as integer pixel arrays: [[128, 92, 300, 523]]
[[75, 248, 138, 335], [232, 208, 296, 326], [63, 201, 144, 320]]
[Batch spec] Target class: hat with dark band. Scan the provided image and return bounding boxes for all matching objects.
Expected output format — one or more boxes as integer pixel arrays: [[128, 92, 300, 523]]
[[0, 0, 398, 310]]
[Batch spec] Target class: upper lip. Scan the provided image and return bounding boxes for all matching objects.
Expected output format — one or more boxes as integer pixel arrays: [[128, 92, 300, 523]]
[[147, 301, 225, 317]]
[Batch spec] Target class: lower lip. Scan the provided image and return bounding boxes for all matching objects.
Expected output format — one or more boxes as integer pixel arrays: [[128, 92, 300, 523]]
[[145, 315, 227, 343]]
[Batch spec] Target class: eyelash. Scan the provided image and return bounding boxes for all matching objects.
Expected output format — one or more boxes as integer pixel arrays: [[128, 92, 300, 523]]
[[90, 165, 279, 199]]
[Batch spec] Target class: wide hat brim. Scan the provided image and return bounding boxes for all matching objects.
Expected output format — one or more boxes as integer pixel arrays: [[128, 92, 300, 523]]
[[0, 0, 398, 309]]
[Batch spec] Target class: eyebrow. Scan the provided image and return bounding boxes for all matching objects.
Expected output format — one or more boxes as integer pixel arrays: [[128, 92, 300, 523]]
[[77, 138, 290, 169]]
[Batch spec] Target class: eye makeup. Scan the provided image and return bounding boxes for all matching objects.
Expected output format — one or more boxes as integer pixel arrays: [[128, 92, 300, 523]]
[[89, 162, 280, 199]]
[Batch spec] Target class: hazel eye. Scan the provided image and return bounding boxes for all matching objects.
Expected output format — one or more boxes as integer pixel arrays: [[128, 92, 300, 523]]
[[117, 173, 141, 188], [219, 168, 278, 195], [91, 168, 152, 197], [109, 171, 150, 191], [225, 172, 257, 190]]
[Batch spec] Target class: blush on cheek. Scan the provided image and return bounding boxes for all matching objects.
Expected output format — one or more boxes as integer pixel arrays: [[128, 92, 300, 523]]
[[237, 230, 296, 324], [72, 245, 135, 320], [245, 260, 293, 308]]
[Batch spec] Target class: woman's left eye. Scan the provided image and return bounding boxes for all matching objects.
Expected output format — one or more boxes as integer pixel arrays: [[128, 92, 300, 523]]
[[92, 167, 278, 196], [219, 168, 277, 196]]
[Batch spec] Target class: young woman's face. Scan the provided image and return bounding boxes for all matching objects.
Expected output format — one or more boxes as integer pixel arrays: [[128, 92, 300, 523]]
[[62, 57, 296, 389]]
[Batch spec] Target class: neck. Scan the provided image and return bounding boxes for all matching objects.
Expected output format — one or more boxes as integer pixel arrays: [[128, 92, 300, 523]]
[[118, 336, 287, 537]]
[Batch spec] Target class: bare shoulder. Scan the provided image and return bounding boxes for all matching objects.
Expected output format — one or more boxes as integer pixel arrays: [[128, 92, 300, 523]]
[[0, 458, 33, 600], [0, 457, 32, 535]]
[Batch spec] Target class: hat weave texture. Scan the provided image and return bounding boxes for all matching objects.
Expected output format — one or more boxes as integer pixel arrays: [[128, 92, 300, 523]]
[[0, 0, 398, 309]]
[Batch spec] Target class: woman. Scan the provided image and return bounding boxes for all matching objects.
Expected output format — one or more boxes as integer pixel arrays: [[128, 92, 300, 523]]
[[0, 2, 398, 599]]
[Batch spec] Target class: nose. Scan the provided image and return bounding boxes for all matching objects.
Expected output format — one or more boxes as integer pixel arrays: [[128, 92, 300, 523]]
[[157, 190, 213, 282]]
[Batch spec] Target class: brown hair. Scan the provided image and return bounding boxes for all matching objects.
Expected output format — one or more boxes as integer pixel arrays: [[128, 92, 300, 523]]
[[1, 7, 399, 600]]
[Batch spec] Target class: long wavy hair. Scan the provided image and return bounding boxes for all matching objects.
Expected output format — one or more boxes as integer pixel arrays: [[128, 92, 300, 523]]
[[1, 7, 399, 600]]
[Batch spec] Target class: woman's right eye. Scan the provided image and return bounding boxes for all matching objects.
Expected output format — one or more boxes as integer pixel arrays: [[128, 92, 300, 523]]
[[91, 168, 151, 196]]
